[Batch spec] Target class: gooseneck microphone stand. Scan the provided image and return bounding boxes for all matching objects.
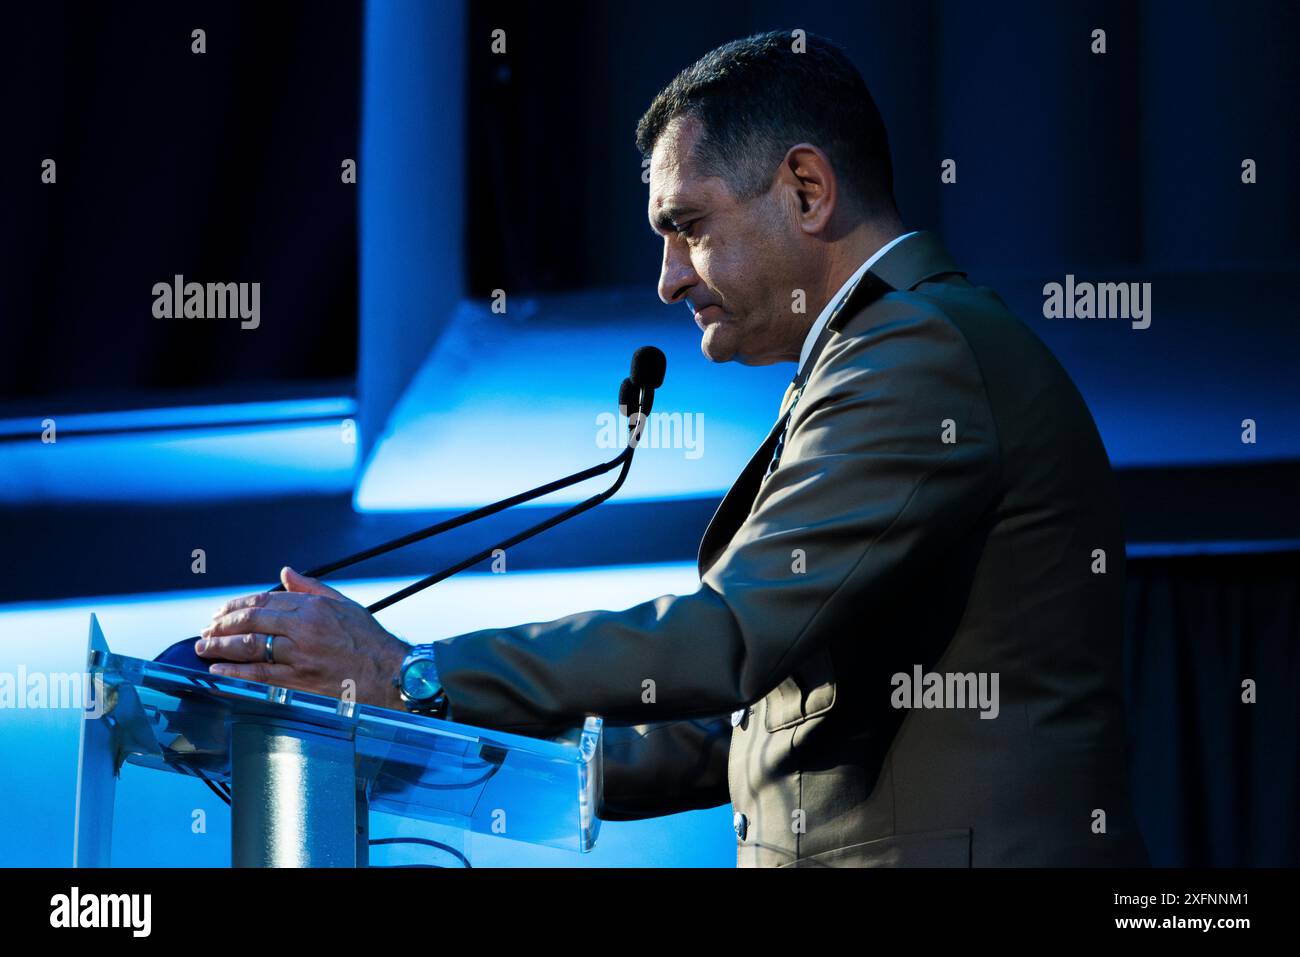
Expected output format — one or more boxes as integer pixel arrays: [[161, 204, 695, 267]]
[[147, 350, 664, 828], [154, 348, 666, 662]]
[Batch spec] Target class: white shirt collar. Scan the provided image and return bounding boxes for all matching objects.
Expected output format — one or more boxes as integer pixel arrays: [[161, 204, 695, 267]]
[[796, 230, 919, 376]]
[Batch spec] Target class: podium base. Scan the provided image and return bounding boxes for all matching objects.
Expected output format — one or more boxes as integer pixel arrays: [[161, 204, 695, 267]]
[[231, 716, 365, 868]]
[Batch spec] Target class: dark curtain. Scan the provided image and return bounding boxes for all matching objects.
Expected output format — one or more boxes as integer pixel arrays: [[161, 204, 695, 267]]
[[2, 1, 360, 416], [1125, 550, 1300, 866]]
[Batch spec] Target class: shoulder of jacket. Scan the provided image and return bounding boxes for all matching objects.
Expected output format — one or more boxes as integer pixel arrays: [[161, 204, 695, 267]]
[[824, 288, 971, 359], [795, 289, 995, 426]]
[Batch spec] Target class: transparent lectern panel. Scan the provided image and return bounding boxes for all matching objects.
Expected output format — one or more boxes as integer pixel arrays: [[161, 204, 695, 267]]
[[91, 649, 602, 853]]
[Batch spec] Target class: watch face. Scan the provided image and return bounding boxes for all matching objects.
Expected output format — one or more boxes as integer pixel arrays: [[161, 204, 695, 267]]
[[401, 657, 440, 701]]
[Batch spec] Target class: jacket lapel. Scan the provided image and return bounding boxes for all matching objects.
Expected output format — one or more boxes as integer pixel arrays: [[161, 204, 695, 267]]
[[696, 414, 788, 575]]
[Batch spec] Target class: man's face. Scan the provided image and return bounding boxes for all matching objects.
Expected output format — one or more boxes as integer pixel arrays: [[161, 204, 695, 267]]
[[648, 117, 809, 365]]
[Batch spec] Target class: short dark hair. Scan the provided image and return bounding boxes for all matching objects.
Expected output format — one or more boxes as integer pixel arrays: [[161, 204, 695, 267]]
[[635, 30, 897, 219]]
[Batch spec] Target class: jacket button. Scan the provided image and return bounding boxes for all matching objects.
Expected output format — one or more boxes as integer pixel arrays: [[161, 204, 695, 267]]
[[733, 812, 748, 841], [730, 708, 748, 729]]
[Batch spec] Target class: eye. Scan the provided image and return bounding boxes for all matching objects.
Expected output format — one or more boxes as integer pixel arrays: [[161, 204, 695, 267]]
[[673, 219, 698, 238]]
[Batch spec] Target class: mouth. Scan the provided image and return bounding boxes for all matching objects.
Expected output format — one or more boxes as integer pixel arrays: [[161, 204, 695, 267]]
[[693, 304, 725, 330]]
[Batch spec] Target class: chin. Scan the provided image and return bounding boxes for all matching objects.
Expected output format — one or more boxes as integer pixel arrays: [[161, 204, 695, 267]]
[[700, 324, 739, 363]]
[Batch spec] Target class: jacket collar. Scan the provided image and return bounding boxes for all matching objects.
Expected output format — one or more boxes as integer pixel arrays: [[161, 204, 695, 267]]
[[827, 230, 966, 332]]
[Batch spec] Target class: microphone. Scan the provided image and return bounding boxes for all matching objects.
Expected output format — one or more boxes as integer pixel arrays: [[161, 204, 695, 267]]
[[623, 346, 666, 447], [631, 345, 666, 389], [629, 346, 665, 416], [619, 377, 648, 448], [155, 348, 667, 669], [363, 356, 664, 613]]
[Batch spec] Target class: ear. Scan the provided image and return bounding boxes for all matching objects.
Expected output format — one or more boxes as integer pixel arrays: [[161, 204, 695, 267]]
[[780, 143, 838, 236]]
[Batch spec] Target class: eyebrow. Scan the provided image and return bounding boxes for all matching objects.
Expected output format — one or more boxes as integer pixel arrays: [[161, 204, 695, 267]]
[[650, 204, 697, 235]]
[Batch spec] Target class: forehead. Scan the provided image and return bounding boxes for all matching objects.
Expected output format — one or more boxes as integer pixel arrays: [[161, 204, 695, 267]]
[[647, 116, 715, 229]]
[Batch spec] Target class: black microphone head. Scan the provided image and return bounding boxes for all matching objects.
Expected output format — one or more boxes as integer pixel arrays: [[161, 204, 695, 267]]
[[617, 377, 638, 416], [630, 346, 666, 390]]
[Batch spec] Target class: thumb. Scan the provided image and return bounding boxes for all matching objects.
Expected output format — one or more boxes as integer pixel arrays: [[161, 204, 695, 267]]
[[281, 566, 347, 601]]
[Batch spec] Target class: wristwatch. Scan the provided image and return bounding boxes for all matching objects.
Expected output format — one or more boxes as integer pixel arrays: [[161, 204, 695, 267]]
[[395, 644, 450, 718]]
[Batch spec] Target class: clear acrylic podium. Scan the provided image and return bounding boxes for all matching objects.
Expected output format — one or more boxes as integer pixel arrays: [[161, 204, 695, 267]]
[[74, 615, 603, 867]]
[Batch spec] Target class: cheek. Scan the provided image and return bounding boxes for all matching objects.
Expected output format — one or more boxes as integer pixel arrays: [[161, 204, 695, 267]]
[[692, 243, 717, 278], [701, 214, 787, 312], [694, 241, 740, 299]]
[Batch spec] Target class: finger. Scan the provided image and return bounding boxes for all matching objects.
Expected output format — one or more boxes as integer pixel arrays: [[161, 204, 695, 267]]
[[196, 632, 297, 666], [212, 590, 313, 621], [208, 661, 297, 686], [203, 607, 299, 640], [281, 566, 348, 601]]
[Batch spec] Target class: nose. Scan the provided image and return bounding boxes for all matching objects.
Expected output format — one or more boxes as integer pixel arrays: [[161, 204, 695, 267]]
[[657, 238, 698, 306]]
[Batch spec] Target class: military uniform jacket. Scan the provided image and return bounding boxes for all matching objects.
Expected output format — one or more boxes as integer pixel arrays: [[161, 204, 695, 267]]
[[431, 231, 1149, 867]]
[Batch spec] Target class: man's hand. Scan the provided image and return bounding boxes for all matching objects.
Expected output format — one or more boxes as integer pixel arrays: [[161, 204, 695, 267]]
[[196, 566, 409, 711]]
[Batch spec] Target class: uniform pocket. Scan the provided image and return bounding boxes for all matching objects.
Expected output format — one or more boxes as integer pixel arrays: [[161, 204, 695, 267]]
[[763, 645, 836, 731]]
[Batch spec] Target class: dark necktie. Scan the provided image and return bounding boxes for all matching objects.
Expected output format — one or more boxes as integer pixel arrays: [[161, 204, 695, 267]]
[[766, 379, 801, 477]]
